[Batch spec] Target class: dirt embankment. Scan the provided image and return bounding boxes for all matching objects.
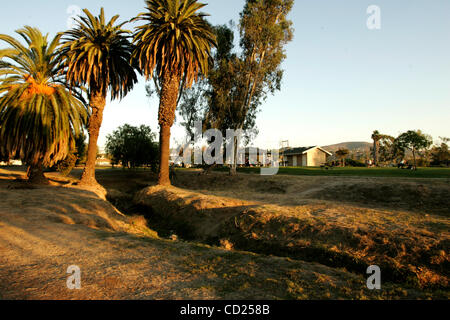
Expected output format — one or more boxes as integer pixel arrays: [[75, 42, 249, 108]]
[[133, 172, 450, 290], [3, 167, 440, 299]]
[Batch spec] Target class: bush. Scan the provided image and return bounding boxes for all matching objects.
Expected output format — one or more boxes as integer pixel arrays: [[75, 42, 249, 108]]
[[105, 124, 159, 170], [56, 153, 77, 176], [74, 132, 87, 165], [344, 159, 366, 167], [416, 158, 430, 167]]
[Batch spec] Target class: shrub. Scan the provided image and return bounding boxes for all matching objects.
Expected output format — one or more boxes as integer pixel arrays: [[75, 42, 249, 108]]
[[105, 124, 159, 170], [345, 158, 366, 167], [56, 153, 77, 176]]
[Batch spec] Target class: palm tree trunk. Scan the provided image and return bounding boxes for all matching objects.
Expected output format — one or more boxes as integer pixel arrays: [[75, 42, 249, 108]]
[[158, 73, 180, 186], [27, 161, 49, 184], [80, 91, 106, 186], [373, 140, 378, 166], [158, 125, 171, 185], [375, 140, 380, 167]]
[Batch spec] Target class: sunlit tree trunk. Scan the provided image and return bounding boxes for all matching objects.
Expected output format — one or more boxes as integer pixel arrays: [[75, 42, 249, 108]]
[[80, 91, 105, 186], [159, 125, 172, 185], [158, 73, 180, 186], [230, 136, 238, 176]]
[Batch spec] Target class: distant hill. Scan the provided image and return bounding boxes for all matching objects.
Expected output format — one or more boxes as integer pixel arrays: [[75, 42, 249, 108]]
[[322, 142, 372, 153]]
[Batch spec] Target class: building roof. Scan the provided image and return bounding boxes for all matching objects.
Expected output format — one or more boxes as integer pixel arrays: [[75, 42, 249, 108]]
[[282, 146, 314, 155], [282, 146, 332, 156]]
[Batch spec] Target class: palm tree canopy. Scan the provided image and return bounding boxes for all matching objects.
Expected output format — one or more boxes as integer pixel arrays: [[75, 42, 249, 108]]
[[59, 8, 138, 99], [132, 0, 216, 87], [372, 130, 381, 141], [335, 148, 349, 157], [0, 26, 88, 166]]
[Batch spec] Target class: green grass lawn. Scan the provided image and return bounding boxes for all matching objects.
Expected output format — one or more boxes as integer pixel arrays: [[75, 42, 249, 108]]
[[214, 166, 450, 178]]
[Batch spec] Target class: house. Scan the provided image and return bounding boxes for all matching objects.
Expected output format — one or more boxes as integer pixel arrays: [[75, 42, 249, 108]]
[[96, 152, 111, 166], [281, 146, 332, 167]]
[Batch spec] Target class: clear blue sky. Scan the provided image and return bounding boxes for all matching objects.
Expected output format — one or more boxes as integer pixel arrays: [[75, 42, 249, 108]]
[[1, 0, 449, 149]]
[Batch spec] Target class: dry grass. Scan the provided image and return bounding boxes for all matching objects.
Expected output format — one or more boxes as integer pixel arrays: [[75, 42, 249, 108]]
[[133, 170, 450, 290], [1, 167, 447, 299]]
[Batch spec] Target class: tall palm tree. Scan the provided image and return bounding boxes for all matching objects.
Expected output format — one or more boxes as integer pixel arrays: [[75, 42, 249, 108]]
[[59, 8, 138, 186], [133, 0, 215, 185], [0, 27, 87, 184], [371, 130, 381, 166]]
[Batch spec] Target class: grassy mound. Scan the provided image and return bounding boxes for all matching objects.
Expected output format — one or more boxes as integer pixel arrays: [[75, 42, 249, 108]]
[[310, 181, 450, 216], [134, 178, 449, 290], [0, 167, 158, 238], [4, 167, 441, 299]]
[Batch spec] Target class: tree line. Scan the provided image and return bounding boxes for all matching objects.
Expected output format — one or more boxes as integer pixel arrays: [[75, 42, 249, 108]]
[[0, 0, 294, 185], [150, 0, 294, 175], [0, 0, 214, 185], [334, 130, 449, 169], [371, 130, 449, 169]]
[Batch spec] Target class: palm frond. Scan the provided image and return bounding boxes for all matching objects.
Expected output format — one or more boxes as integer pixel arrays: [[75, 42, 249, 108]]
[[0, 27, 88, 166], [132, 0, 216, 87], [59, 8, 138, 100]]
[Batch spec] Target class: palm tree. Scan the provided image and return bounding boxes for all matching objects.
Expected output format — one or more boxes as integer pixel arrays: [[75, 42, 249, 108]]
[[0, 27, 87, 184], [132, 0, 216, 185], [335, 148, 349, 167], [371, 130, 381, 166], [59, 8, 138, 186]]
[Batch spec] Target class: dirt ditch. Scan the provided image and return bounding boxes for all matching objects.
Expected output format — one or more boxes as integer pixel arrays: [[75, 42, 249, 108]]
[[103, 171, 450, 290]]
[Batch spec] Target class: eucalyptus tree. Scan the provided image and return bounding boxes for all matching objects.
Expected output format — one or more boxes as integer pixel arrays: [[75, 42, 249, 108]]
[[209, 0, 294, 175], [397, 130, 433, 170]]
